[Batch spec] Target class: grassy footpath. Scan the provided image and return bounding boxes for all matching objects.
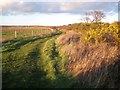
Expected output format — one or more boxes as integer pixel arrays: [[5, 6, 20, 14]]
[[2, 31, 76, 88], [37, 38, 75, 88]]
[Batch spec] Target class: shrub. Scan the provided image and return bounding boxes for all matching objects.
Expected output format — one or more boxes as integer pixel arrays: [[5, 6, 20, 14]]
[[80, 22, 120, 45]]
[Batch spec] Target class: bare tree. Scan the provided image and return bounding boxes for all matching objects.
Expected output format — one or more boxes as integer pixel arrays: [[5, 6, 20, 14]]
[[83, 12, 91, 23], [91, 10, 106, 23], [82, 10, 106, 23]]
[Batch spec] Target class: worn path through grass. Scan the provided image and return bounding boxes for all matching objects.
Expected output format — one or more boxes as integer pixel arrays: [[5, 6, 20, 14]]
[[3, 31, 73, 88]]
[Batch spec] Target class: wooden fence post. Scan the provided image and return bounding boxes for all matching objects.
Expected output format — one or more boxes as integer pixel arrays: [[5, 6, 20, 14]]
[[15, 31, 17, 38], [32, 30, 33, 36]]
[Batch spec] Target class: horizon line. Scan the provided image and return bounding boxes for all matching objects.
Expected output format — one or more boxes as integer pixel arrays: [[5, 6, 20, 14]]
[[0, 21, 119, 27]]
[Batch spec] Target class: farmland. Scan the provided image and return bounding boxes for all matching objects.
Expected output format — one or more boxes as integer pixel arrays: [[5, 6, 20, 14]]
[[1, 26, 54, 41], [2, 26, 76, 88], [2, 22, 120, 88]]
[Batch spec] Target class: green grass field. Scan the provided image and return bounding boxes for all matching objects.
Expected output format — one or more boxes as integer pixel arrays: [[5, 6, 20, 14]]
[[2, 26, 52, 41], [2, 28, 77, 88]]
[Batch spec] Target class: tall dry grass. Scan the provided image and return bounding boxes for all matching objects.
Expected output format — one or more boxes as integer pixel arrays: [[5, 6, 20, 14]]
[[56, 31, 120, 87]]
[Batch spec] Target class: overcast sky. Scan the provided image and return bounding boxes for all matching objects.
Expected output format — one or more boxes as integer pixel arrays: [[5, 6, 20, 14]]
[[0, 0, 119, 26]]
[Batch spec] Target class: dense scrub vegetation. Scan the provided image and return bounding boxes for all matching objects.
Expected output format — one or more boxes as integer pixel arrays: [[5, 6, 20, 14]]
[[70, 22, 119, 45]]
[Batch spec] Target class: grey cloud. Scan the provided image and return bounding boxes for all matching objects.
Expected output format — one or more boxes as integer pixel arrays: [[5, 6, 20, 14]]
[[2, 2, 118, 15]]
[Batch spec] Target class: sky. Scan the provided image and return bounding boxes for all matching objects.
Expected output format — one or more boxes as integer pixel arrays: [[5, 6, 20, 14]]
[[0, 0, 119, 26]]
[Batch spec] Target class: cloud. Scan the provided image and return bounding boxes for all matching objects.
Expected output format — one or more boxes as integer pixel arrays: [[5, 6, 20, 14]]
[[1, 1, 118, 16], [1, 1, 118, 25], [59, 2, 82, 11]]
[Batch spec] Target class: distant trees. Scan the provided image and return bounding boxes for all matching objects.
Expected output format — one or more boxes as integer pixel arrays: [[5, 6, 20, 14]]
[[82, 10, 106, 23]]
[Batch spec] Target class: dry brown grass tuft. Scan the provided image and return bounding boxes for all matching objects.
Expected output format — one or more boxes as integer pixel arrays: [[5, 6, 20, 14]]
[[56, 31, 81, 45]]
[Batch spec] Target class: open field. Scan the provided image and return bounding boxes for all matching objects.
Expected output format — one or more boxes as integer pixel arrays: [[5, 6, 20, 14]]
[[2, 27, 76, 88], [1, 26, 55, 42]]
